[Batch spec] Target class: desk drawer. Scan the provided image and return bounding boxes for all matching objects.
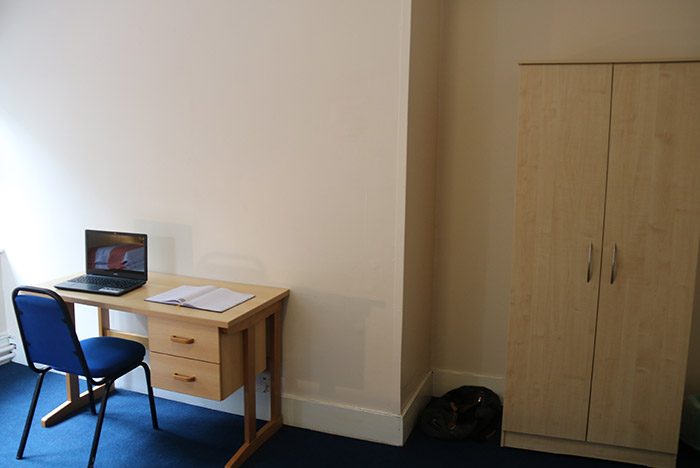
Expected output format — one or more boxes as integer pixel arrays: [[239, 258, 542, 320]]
[[149, 320, 267, 401], [148, 318, 219, 363], [150, 352, 222, 400]]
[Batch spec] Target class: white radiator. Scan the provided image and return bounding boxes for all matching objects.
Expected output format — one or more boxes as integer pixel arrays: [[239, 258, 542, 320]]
[[0, 332, 16, 366]]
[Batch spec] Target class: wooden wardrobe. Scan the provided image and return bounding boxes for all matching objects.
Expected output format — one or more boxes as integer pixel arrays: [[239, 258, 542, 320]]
[[502, 59, 700, 468]]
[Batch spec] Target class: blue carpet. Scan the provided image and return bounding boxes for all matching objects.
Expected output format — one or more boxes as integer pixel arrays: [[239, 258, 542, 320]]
[[1, 362, 698, 467]]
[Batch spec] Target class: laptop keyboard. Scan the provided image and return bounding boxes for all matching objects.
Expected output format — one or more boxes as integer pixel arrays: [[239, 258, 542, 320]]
[[71, 275, 141, 289]]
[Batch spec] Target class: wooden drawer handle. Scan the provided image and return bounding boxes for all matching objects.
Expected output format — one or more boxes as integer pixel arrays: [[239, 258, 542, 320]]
[[172, 372, 196, 382], [170, 334, 195, 344]]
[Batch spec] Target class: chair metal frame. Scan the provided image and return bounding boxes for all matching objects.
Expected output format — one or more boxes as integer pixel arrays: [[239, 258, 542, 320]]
[[12, 286, 158, 468]]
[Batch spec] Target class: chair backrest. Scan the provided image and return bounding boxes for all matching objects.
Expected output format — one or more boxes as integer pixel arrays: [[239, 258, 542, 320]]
[[12, 286, 92, 378]]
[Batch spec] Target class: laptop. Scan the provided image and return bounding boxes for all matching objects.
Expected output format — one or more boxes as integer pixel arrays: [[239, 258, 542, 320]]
[[55, 229, 148, 296]]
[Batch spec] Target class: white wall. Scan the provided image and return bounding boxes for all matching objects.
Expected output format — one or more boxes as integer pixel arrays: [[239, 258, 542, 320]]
[[5, 0, 698, 447], [0, 0, 415, 443]]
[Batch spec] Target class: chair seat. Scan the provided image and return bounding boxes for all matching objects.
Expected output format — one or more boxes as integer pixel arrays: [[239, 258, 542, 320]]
[[81, 337, 146, 378]]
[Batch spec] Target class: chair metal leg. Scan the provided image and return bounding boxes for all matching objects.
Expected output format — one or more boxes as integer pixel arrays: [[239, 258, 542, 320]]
[[87, 379, 113, 468], [87, 381, 96, 415], [140, 363, 158, 430], [16, 369, 49, 459]]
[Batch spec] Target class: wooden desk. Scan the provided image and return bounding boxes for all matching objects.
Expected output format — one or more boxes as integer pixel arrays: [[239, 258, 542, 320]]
[[41, 272, 289, 468]]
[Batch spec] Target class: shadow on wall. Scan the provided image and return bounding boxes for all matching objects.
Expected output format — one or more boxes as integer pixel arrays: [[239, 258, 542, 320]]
[[133, 220, 391, 406], [199, 252, 268, 285], [135, 220, 194, 275], [281, 286, 385, 399], [134, 220, 269, 285]]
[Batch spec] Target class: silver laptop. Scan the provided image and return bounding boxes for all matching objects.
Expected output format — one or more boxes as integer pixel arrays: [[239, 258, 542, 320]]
[[55, 230, 148, 296]]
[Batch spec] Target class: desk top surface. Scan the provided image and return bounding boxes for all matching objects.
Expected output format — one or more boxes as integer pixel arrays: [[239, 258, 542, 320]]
[[41, 272, 289, 330]]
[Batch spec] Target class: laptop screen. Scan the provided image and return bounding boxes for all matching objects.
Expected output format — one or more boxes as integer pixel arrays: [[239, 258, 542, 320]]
[[85, 230, 148, 281]]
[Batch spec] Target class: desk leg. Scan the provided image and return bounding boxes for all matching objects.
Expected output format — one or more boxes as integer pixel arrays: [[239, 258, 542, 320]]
[[243, 325, 257, 444], [98, 307, 110, 337], [225, 309, 283, 468], [41, 303, 109, 428], [270, 310, 282, 421]]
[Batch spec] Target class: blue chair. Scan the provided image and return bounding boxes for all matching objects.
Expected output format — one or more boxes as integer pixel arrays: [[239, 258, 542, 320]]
[[12, 286, 158, 468]]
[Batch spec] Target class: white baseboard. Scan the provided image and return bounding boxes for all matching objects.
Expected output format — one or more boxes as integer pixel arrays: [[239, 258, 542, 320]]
[[282, 394, 403, 445], [400, 370, 433, 444], [283, 370, 434, 446], [432, 368, 505, 400]]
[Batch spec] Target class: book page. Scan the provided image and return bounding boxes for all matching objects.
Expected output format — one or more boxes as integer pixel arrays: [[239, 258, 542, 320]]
[[145, 285, 217, 305], [185, 287, 254, 313]]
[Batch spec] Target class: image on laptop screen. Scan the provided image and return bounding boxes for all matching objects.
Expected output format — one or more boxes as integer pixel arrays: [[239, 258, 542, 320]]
[[85, 230, 147, 280]]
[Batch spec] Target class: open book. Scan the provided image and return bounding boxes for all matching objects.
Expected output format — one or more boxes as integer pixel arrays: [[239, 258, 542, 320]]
[[145, 285, 254, 313]]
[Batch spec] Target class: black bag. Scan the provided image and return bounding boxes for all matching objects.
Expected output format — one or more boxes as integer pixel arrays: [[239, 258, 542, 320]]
[[420, 386, 502, 440]]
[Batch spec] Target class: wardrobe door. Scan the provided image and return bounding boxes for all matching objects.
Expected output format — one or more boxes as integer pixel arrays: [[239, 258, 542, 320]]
[[588, 62, 700, 453], [503, 64, 612, 440]]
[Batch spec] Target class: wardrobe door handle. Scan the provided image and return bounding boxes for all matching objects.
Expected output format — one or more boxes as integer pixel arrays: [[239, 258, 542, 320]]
[[610, 243, 617, 284], [587, 242, 592, 283]]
